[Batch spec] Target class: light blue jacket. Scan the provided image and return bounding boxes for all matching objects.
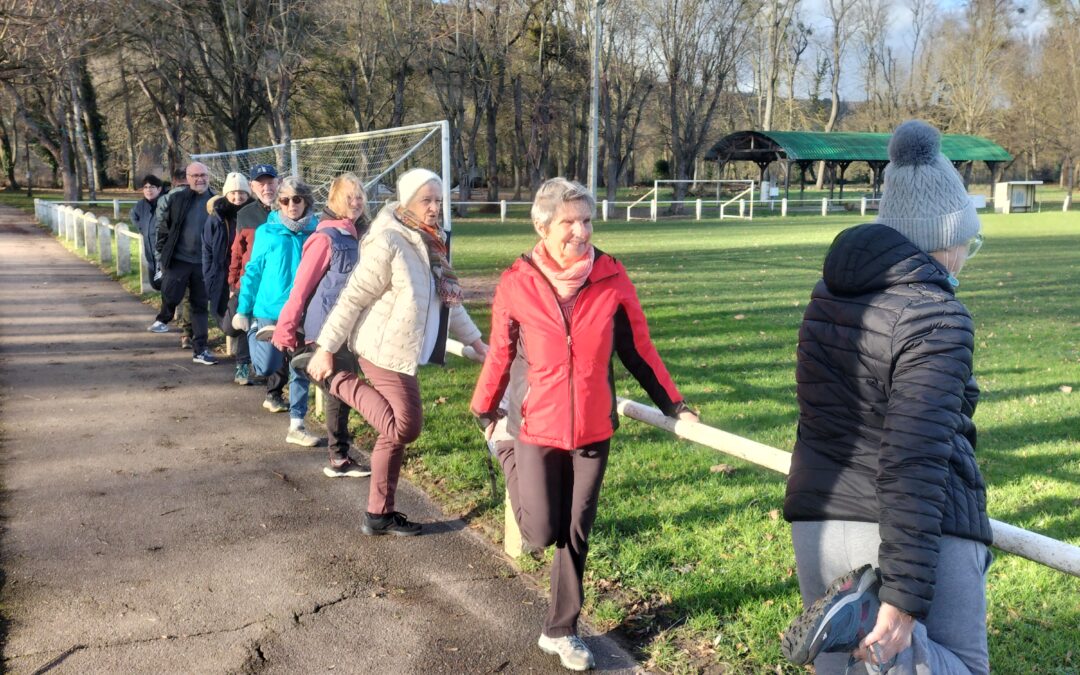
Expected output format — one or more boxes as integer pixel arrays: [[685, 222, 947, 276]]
[[236, 210, 318, 320]]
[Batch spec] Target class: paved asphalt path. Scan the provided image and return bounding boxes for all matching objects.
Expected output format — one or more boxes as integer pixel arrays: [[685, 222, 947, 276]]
[[0, 206, 639, 674]]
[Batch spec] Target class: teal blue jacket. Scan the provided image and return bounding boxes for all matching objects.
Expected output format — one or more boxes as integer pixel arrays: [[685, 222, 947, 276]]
[[236, 211, 319, 320]]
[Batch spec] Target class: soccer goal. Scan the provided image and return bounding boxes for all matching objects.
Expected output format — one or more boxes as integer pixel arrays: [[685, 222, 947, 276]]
[[653, 180, 755, 220], [191, 121, 452, 231]]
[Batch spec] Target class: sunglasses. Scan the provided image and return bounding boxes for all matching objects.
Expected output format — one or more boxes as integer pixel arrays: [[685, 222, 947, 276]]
[[278, 195, 305, 206], [966, 233, 984, 259]]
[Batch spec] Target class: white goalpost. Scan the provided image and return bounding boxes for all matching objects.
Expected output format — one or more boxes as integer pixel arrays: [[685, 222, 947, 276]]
[[626, 179, 756, 221], [191, 121, 453, 233], [655, 179, 755, 220]]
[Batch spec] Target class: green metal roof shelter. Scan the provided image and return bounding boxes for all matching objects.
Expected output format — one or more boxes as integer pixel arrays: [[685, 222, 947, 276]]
[[703, 130, 1013, 199]]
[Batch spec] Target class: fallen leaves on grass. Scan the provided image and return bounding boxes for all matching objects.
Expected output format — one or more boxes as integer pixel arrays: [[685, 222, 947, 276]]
[[710, 464, 736, 476]]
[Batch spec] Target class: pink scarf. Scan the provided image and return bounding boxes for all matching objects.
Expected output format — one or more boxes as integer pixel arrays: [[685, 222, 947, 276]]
[[530, 240, 595, 303]]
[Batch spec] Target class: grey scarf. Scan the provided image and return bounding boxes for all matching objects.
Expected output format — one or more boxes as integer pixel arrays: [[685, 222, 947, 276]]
[[279, 209, 313, 233]]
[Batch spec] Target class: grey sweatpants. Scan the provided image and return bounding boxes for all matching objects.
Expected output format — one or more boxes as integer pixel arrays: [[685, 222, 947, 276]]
[[792, 520, 992, 675]]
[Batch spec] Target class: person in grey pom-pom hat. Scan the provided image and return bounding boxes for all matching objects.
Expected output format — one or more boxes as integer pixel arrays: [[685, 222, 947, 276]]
[[780, 120, 991, 674], [876, 120, 983, 280]]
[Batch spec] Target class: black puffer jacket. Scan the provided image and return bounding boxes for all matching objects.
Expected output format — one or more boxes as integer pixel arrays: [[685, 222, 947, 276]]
[[784, 223, 992, 620]]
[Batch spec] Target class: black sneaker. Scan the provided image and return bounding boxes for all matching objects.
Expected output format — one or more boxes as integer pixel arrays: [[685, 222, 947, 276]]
[[323, 458, 372, 478], [290, 348, 313, 376], [180, 335, 193, 350], [262, 393, 288, 413], [361, 511, 421, 536], [782, 564, 881, 666]]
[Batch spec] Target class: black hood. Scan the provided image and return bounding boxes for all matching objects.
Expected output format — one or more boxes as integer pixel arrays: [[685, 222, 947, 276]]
[[822, 223, 952, 296]]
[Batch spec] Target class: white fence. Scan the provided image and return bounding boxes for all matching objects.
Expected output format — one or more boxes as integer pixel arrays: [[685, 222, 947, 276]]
[[35, 199, 152, 292], [444, 338, 1080, 578]]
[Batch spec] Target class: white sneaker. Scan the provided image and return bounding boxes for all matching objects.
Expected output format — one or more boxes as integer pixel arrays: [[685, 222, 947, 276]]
[[286, 427, 322, 447], [537, 634, 595, 671], [148, 321, 169, 333]]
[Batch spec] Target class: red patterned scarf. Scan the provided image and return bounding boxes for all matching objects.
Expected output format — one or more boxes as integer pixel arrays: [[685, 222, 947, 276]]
[[396, 206, 463, 306]]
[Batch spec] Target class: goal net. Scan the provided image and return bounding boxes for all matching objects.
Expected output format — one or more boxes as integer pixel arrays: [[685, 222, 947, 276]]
[[191, 144, 288, 192], [191, 121, 452, 230]]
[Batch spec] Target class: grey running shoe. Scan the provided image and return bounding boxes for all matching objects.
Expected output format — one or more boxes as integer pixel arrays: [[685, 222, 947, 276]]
[[537, 633, 595, 671]]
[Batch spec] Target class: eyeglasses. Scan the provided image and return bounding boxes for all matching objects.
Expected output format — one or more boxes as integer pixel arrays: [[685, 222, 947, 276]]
[[967, 233, 984, 259], [187, 173, 208, 179], [142, 185, 158, 190], [278, 195, 305, 206]]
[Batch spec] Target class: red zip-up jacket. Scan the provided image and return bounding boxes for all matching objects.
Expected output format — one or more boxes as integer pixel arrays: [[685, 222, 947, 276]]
[[471, 249, 686, 450]]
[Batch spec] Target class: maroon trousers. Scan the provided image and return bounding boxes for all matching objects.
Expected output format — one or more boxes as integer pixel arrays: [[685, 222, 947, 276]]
[[498, 438, 610, 638], [328, 357, 423, 514]]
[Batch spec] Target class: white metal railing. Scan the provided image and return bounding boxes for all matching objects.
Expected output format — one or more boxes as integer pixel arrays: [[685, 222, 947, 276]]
[[35, 199, 152, 292], [444, 338, 1080, 578]]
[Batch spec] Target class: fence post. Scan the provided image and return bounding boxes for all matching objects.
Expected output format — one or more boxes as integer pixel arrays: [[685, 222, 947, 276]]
[[84, 214, 98, 257], [821, 198, 829, 217], [113, 199, 120, 220], [504, 490, 523, 557], [98, 216, 113, 264], [860, 196, 867, 216], [781, 198, 788, 217], [650, 196, 657, 222], [500, 200, 507, 222], [73, 209, 86, 249], [115, 224, 132, 275], [1064, 195, 1072, 212], [695, 199, 702, 221], [738, 199, 745, 218], [137, 233, 151, 293], [601, 199, 608, 222]]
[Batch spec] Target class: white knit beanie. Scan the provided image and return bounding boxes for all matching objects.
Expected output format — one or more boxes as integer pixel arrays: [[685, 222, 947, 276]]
[[222, 171, 250, 196], [876, 120, 981, 252], [397, 168, 442, 207]]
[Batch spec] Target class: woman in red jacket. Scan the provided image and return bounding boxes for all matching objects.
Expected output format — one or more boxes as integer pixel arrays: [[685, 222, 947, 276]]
[[471, 178, 698, 672]]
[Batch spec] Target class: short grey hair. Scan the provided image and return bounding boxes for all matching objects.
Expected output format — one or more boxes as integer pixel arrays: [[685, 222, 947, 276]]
[[275, 175, 315, 211], [531, 178, 596, 231]]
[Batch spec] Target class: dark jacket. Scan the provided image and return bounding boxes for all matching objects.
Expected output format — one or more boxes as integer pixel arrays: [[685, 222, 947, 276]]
[[471, 249, 686, 450], [155, 186, 215, 269], [784, 223, 991, 620], [129, 197, 160, 276], [229, 200, 272, 288], [201, 198, 244, 316]]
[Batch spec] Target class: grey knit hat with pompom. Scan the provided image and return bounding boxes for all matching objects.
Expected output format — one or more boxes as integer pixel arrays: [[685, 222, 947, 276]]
[[875, 120, 981, 252]]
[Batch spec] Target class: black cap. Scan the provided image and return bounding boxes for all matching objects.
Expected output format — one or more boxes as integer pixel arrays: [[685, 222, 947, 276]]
[[249, 164, 278, 180]]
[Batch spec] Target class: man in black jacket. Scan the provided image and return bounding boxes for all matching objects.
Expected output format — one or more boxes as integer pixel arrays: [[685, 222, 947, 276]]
[[782, 121, 991, 675], [148, 161, 218, 365]]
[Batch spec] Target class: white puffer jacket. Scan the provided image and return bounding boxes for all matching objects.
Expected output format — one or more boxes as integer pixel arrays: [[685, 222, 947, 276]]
[[316, 203, 481, 375]]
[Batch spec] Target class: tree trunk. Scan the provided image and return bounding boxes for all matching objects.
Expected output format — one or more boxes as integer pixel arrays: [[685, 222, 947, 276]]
[[119, 56, 138, 190]]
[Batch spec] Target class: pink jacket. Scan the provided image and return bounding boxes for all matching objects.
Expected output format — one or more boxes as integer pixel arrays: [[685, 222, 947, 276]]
[[272, 217, 359, 351]]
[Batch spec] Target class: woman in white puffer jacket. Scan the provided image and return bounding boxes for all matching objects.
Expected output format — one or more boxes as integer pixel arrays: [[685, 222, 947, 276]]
[[305, 168, 487, 537]]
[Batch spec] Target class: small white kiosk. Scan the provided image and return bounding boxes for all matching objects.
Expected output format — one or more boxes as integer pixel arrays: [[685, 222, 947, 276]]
[[994, 181, 1043, 214]]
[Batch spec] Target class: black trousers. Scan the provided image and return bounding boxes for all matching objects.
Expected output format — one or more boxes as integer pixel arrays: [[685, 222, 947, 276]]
[[498, 438, 610, 638], [323, 348, 358, 461], [155, 259, 208, 353]]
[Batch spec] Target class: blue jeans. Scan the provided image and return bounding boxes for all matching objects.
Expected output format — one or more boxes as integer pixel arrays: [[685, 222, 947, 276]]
[[791, 520, 991, 675], [248, 318, 310, 421]]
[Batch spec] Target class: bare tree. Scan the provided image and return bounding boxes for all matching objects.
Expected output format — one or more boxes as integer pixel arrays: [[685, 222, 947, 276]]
[[815, 0, 855, 188], [759, 0, 800, 131], [600, 0, 655, 200], [646, 0, 753, 209]]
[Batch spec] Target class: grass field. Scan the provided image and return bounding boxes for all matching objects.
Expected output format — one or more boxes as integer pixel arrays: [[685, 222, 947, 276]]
[[14, 193, 1080, 672]]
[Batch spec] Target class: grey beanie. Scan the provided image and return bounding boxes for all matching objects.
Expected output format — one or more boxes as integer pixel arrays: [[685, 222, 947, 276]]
[[876, 120, 981, 252]]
